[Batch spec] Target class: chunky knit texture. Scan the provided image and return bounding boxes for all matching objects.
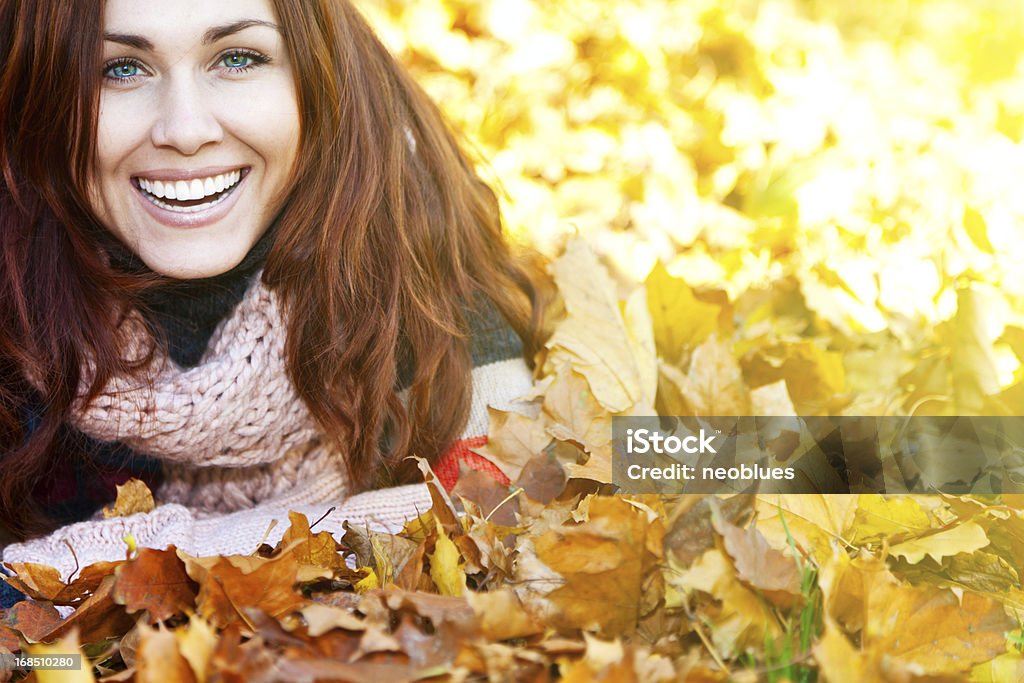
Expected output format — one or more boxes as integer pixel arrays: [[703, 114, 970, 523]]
[[2, 273, 534, 582]]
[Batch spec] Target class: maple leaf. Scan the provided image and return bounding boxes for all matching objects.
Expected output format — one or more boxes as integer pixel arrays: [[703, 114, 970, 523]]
[[543, 238, 655, 414], [134, 622, 198, 683], [888, 521, 990, 565], [26, 628, 96, 683], [471, 406, 553, 483], [112, 546, 197, 624], [428, 518, 465, 597], [525, 496, 664, 637], [709, 498, 802, 608], [179, 550, 315, 629], [645, 261, 721, 365], [818, 551, 1013, 677], [102, 478, 156, 519]]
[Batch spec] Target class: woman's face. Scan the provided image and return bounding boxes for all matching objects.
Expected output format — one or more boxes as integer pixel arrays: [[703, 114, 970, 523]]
[[91, 0, 300, 278]]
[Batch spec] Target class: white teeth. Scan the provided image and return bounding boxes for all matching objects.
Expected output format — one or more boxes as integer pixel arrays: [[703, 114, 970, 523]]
[[136, 170, 243, 202], [136, 169, 244, 212]]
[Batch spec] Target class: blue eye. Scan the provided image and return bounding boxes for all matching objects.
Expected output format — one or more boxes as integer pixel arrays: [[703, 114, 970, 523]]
[[104, 59, 141, 81], [219, 50, 268, 72]]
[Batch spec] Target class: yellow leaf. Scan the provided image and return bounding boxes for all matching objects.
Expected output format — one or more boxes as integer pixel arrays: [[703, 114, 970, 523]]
[[102, 478, 156, 519], [660, 335, 750, 415], [889, 521, 990, 565], [465, 588, 543, 640], [948, 286, 1002, 414], [474, 407, 553, 483], [755, 494, 859, 565], [529, 496, 663, 638], [644, 261, 720, 364], [353, 567, 379, 594], [670, 548, 779, 657], [544, 239, 653, 413], [742, 341, 846, 415], [848, 494, 932, 544], [818, 550, 1012, 676], [175, 615, 217, 683], [27, 630, 96, 683], [749, 380, 797, 416], [429, 519, 465, 597]]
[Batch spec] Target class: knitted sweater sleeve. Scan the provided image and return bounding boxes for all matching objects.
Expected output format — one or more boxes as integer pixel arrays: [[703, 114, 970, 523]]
[[2, 300, 534, 580], [0, 485, 435, 581]]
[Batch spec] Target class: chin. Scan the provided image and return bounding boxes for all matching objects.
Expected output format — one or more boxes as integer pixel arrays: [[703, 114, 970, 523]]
[[142, 251, 247, 280]]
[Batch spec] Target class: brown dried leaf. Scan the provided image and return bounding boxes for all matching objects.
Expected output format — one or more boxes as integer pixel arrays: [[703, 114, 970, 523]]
[[278, 511, 344, 571], [529, 496, 663, 637], [102, 478, 156, 519], [3, 561, 124, 606], [134, 623, 196, 683], [2, 601, 63, 644], [661, 335, 751, 416], [472, 407, 553, 483], [0, 623, 19, 652], [452, 467, 519, 528], [113, 546, 196, 624], [515, 449, 568, 504], [664, 495, 753, 567], [709, 499, 802, 608], [180, 551, 311, 628], [465, 588, 543, 641]]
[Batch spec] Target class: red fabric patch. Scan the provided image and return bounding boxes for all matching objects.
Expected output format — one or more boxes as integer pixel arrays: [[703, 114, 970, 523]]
[[434, 436, 510, 491]]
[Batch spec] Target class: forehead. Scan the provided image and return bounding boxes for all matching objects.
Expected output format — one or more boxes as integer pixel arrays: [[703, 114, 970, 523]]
[[102, 0, 280, 42]]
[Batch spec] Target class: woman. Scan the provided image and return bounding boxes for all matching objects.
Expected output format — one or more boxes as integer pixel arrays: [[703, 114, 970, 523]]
[[0, 0, 544, 590]]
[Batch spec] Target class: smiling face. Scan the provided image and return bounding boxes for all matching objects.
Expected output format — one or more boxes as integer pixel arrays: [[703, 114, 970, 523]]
[[91, 0, 300, 278]]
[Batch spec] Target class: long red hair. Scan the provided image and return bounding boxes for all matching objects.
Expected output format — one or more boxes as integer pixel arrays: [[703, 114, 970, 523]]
[[0, 0, 546, 539]]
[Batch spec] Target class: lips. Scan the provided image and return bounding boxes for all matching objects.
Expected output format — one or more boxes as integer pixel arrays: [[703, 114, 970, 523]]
[[133, 167, 248, 213], [131, 167, 249, 227]]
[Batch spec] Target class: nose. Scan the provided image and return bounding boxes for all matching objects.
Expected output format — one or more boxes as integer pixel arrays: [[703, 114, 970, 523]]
[[149, 76, 223, 155]]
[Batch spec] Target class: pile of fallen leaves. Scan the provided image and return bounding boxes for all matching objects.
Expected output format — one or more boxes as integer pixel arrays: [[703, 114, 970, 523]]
[[3, 240, 1024, 682]]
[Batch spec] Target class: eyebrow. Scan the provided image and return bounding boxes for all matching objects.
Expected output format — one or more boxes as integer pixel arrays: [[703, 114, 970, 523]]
[[103, 19, 281, 51]]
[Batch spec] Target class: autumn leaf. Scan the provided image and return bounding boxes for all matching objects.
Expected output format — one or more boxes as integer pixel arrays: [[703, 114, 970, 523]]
[[2, 600, 64, 644], [179, 550, 316, 628], [278, 511, 344, 571], [113, 546, 197, 623], [471, 406, 553, 483], [888, 521, 990, 565], [709, 498, 802, 608], [526, 496, 664, 637], [26, 629, 97, 683], [659, 335, 751, 415], [742, 340, 846, 415], [102, 478, 156, 519], [544, 238, 655, 414], [818, 551, 1013, 676], [645, 260, 721, 364], [465, 588, 543, 641], [429, 519, 465, 598], [135, 622, 197, 683]]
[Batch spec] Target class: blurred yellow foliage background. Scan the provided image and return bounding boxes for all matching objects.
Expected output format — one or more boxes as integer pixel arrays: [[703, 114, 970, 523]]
[[355, 0, 1024, 417]]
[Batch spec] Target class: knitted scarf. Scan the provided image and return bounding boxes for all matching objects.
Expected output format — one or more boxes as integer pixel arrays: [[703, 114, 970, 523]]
[[68, 275, 344, 516]]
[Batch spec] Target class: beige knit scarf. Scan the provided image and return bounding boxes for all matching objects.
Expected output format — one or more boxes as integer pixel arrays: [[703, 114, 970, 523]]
[[68, 275, 347, 515]]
